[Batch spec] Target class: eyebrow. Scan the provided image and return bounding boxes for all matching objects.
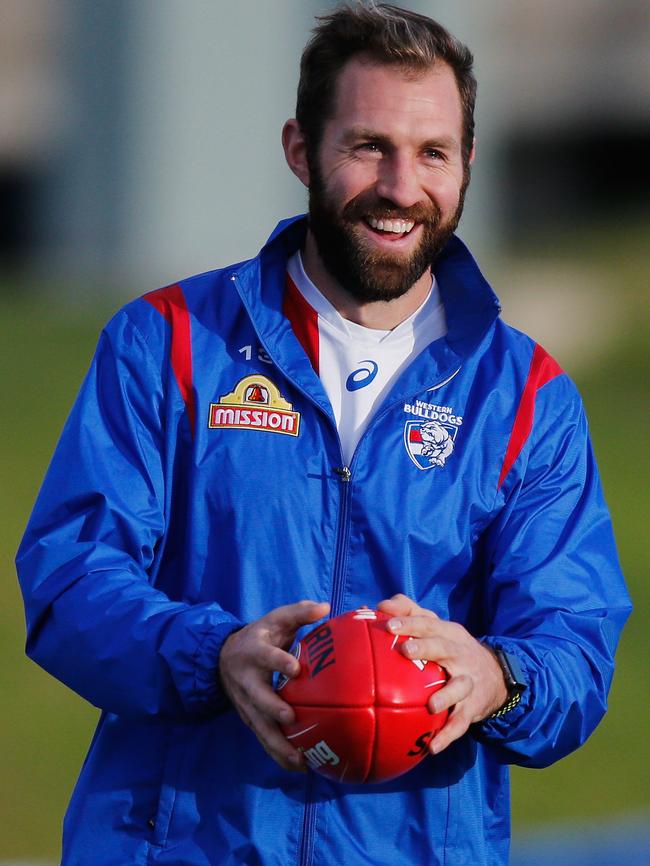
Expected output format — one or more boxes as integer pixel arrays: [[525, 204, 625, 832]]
[[340, 127, 387, 144]]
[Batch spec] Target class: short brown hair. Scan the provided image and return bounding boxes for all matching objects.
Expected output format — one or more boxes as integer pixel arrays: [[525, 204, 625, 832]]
[[296, 2, 476, 166]]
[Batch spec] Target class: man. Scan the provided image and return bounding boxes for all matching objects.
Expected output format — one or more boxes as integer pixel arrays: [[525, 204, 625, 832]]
[[17, 4, 630, 865]]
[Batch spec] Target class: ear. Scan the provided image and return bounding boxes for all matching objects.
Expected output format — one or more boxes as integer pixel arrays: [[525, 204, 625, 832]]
[[282, 119, 310, 187]]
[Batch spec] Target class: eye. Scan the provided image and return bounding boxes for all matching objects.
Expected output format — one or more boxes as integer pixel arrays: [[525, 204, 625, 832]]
[[356, 141, 382, 154], [424, 148, 444, 161]]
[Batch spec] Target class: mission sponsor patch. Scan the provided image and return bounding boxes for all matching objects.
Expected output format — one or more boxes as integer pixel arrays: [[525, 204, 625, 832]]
[[209, 375, 300, 436]]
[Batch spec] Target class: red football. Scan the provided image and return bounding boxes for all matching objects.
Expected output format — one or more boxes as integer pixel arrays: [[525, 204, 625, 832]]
[[278, 608, 448, 784]]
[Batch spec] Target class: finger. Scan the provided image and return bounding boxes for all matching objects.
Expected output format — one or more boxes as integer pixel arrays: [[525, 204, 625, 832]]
[[265, 600, 330, 639], [256, 645, 302, 679], [244, 709, 306, 772], [237, 677, 297, 726], [399, 636, 449, 664], [376, 593, 422, 617], [220, 640, 295, 690], [386, 612, 442, 637], [429, 675, 472, 714], [430, 709, 470, 755]]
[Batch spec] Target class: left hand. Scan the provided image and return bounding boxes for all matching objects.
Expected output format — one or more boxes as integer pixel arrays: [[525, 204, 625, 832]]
[[377, 594, 508, 755]]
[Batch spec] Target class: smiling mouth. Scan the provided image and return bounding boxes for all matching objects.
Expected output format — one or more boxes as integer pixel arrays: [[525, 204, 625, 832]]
[[365, 216, 416, 236]]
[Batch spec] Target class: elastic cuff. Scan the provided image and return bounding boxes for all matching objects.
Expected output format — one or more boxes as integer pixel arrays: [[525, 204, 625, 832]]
[[160, 607, 243, 717], [189, 619, 244, 714]]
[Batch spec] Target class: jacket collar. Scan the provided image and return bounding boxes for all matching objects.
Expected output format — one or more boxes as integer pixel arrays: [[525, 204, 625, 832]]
[[231, 215, 501, 410]]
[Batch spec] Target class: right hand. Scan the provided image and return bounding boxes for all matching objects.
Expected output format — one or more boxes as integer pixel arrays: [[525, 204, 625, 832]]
[[219, 599, 330, 772]]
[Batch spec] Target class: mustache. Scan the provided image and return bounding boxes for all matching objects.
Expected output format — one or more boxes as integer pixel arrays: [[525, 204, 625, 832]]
[[341, 192, 440, 226]]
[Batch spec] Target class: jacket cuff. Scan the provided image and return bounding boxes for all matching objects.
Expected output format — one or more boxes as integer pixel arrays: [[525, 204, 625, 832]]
[[161, 608, 243, 716]]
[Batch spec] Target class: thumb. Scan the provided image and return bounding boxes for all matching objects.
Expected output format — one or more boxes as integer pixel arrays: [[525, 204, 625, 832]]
[[266, 600, 330, 644]]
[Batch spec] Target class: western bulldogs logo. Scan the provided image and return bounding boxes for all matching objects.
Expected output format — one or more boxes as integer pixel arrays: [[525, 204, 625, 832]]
[[404, 419, 459, 470], [403, 397, 463, 470]]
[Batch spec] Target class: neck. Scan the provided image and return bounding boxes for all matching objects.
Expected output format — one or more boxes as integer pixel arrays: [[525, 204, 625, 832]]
[[301, 231, 432, 331]]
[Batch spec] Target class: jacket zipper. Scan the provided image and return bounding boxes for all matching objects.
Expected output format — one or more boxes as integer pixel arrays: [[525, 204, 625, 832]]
[[299, 461, 351, 866], [298, 773, 317, 866], [324, 366, 461, 619], [331, 466, 352, 617]]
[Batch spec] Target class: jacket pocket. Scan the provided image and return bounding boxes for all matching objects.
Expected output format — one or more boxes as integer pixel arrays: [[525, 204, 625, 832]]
[[149, 723, 188, 847]]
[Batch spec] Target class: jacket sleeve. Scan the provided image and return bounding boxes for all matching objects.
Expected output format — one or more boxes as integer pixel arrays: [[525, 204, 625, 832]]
[[16, 309, 242, 720], [474, 373, 631, 767]]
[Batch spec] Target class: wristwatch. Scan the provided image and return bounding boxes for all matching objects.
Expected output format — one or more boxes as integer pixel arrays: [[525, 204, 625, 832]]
[[488, 647, 527, 719]]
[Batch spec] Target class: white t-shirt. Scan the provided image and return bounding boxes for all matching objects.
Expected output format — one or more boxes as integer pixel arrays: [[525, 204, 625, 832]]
[[286, 252, 448, 464]]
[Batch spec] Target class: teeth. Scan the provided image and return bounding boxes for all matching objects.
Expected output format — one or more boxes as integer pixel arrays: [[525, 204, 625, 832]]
[[368, 217, 415, 234]]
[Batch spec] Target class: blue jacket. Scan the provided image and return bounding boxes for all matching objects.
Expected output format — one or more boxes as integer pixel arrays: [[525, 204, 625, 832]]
[[17, 217, 631, 865]]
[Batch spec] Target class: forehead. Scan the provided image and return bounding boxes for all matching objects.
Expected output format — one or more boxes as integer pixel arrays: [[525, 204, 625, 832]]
[[327, 58, 464, 145]]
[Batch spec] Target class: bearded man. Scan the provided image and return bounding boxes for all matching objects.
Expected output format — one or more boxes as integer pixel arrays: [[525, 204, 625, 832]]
[[17, 4, 630, 865]]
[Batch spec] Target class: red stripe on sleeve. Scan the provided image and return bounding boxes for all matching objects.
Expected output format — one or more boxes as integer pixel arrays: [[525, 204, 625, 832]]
[[144, 284, 196, 435], [497, 344, 563, 490], [283, 274, 320, 374]]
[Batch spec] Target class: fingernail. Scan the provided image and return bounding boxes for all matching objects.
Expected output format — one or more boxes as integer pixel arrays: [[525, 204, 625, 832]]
[[404, 639, 417, 655], [430, 738, 442, 755], [430, 697, 440, 714], [388, 618, 402, 632]]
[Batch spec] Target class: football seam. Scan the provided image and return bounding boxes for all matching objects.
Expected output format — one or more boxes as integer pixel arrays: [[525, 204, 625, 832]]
[[287, 701, 427, 709], [366, 618, 379, 784]]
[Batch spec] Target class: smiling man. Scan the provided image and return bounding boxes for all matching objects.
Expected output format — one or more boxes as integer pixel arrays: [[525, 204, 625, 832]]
[[288, 58, 470, 315], [17, 4, 630, 866]]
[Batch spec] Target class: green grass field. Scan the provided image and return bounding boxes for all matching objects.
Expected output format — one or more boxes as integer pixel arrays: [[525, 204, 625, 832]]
[[2, 227, 648, 860]]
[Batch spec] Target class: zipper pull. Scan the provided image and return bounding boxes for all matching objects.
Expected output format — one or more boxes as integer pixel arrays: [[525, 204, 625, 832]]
[[334, 466, 352, 482]]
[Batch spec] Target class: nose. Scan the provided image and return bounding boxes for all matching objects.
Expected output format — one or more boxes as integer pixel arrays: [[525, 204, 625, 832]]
[[374, 152, 423, 209]]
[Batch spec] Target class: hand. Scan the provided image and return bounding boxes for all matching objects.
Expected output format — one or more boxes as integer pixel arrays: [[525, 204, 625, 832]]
[[219, 599, 330, 772], [377, 594, 507, 755]]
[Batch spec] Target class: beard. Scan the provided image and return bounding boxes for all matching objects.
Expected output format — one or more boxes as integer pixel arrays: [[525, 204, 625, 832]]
[[307, 163, 469, 304]]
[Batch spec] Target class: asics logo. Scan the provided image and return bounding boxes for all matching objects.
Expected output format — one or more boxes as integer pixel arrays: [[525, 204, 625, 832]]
[[346, 360, 378, 392]]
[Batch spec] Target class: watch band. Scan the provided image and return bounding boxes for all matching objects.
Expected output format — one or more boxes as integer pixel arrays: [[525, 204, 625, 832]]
[[488, 690, 522, 718]]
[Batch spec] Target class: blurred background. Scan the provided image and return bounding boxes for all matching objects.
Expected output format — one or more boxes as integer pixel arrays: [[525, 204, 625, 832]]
[[1, 1, 648, 863]]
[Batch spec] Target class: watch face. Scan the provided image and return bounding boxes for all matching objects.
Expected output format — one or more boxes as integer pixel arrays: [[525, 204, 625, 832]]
[[498, 649, 527, 693]]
